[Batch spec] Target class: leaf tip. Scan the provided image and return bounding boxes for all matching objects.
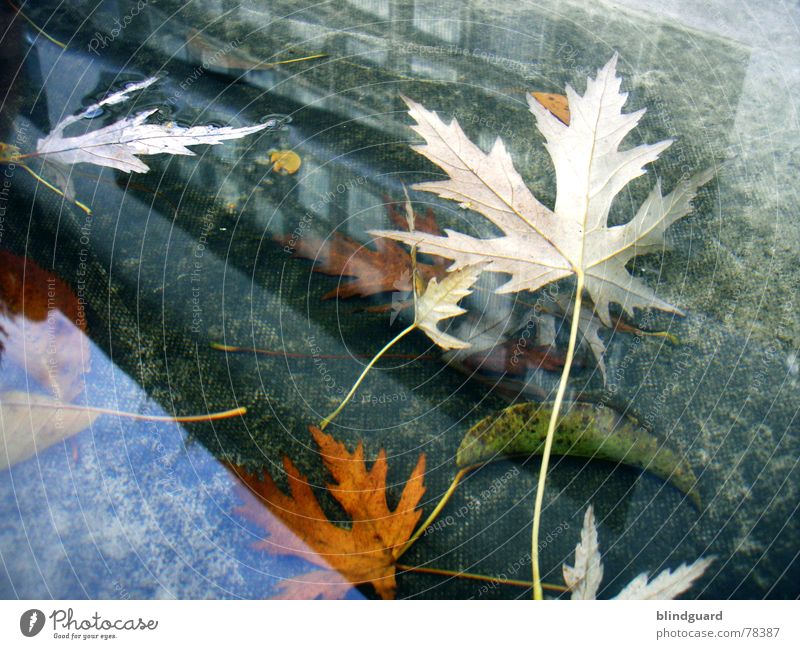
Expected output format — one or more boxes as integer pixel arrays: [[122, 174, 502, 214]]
[[399, 94, 419, 112], [606, 51, 620, 73]]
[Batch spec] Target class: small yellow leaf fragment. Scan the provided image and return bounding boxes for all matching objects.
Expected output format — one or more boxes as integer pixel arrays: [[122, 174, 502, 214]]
[[531, 92, 570, 125], [269, 149, 302, 175], [0, 142, 21, 163]]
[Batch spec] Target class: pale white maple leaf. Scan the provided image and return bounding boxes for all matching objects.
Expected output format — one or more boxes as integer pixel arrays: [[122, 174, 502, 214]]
[[613, 557, 716, 600], [36, 76, 269, 176], [565, 505, 713, 600], [415, 264, 485, 350], [563, 505, 604, 599], [371, 54, 714, 330]]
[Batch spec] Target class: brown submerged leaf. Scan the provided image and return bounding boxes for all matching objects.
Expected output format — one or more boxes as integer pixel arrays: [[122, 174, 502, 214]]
[[0, 250, 85, 328], [280, 198, 575, 371], [0, 250, 90, 402], [231, 425, 426, 599], [276, 199, 446, 300], [458, 340, 568, 375]]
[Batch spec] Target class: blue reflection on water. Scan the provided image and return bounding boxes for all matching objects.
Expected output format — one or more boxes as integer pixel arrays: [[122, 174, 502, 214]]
[[0, 339, 361, 599]]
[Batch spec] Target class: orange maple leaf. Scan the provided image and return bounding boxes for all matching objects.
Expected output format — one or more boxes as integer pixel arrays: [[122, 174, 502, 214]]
[[231, 425, 426, 599], [0, 250, 86, 329]]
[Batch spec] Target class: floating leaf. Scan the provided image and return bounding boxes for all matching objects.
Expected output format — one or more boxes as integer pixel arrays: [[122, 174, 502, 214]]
[[4, 77, 269, 209], [0, 391, 100, 470], [372, 55, 714, 328], [268, 149, 302, 174], [456, 401, 700, 506], [566, 506, 713, 599], [373, 61, 714, 597], [231, 425, 426, 599], [36, 80, 268, 174]]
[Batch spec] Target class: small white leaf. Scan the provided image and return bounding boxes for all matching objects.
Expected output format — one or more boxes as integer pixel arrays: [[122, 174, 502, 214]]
[[577, 305, 607, 380], [35, 77, 268, 176], [563, 505, 604, 600], [415, 264, 485, 350], [614, 557, 715, 600], [553, 294, 607, 380], [563, 504, 713, 600]]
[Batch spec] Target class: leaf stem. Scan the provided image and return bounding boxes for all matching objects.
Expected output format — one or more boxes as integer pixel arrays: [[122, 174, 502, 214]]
[[394, 465, 471, 560], [7, 0, 67, 48], [613, 318, 679, 344], [0, 400, 247, 422], [259, 53, 327, 67], [18, 163, 92, 214], [531, 271, 584, 600], [210, 341, 432, 361], [319, 322, 416, 430], [396, 563, 568, 592]]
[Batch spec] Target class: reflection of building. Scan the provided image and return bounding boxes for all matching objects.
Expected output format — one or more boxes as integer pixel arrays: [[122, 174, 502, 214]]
[[20, 0, 750, 300], [125, 0, 748, 221], [6, 0, 796, 602]]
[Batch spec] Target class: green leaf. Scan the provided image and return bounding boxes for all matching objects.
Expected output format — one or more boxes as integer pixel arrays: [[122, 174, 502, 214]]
[[456, 402, 700, 507]]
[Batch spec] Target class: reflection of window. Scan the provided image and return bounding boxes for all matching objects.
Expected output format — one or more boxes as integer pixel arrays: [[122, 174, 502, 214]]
[[298, 162, 332, 218], [237, 3, 272, 22], [347, 185, 384, 239], [345, 36, 389, 65], [481, 29, 531, 68], [411, 57, 457, 81], [347, 0, 391, 18], [413, 0, 461, 43]]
